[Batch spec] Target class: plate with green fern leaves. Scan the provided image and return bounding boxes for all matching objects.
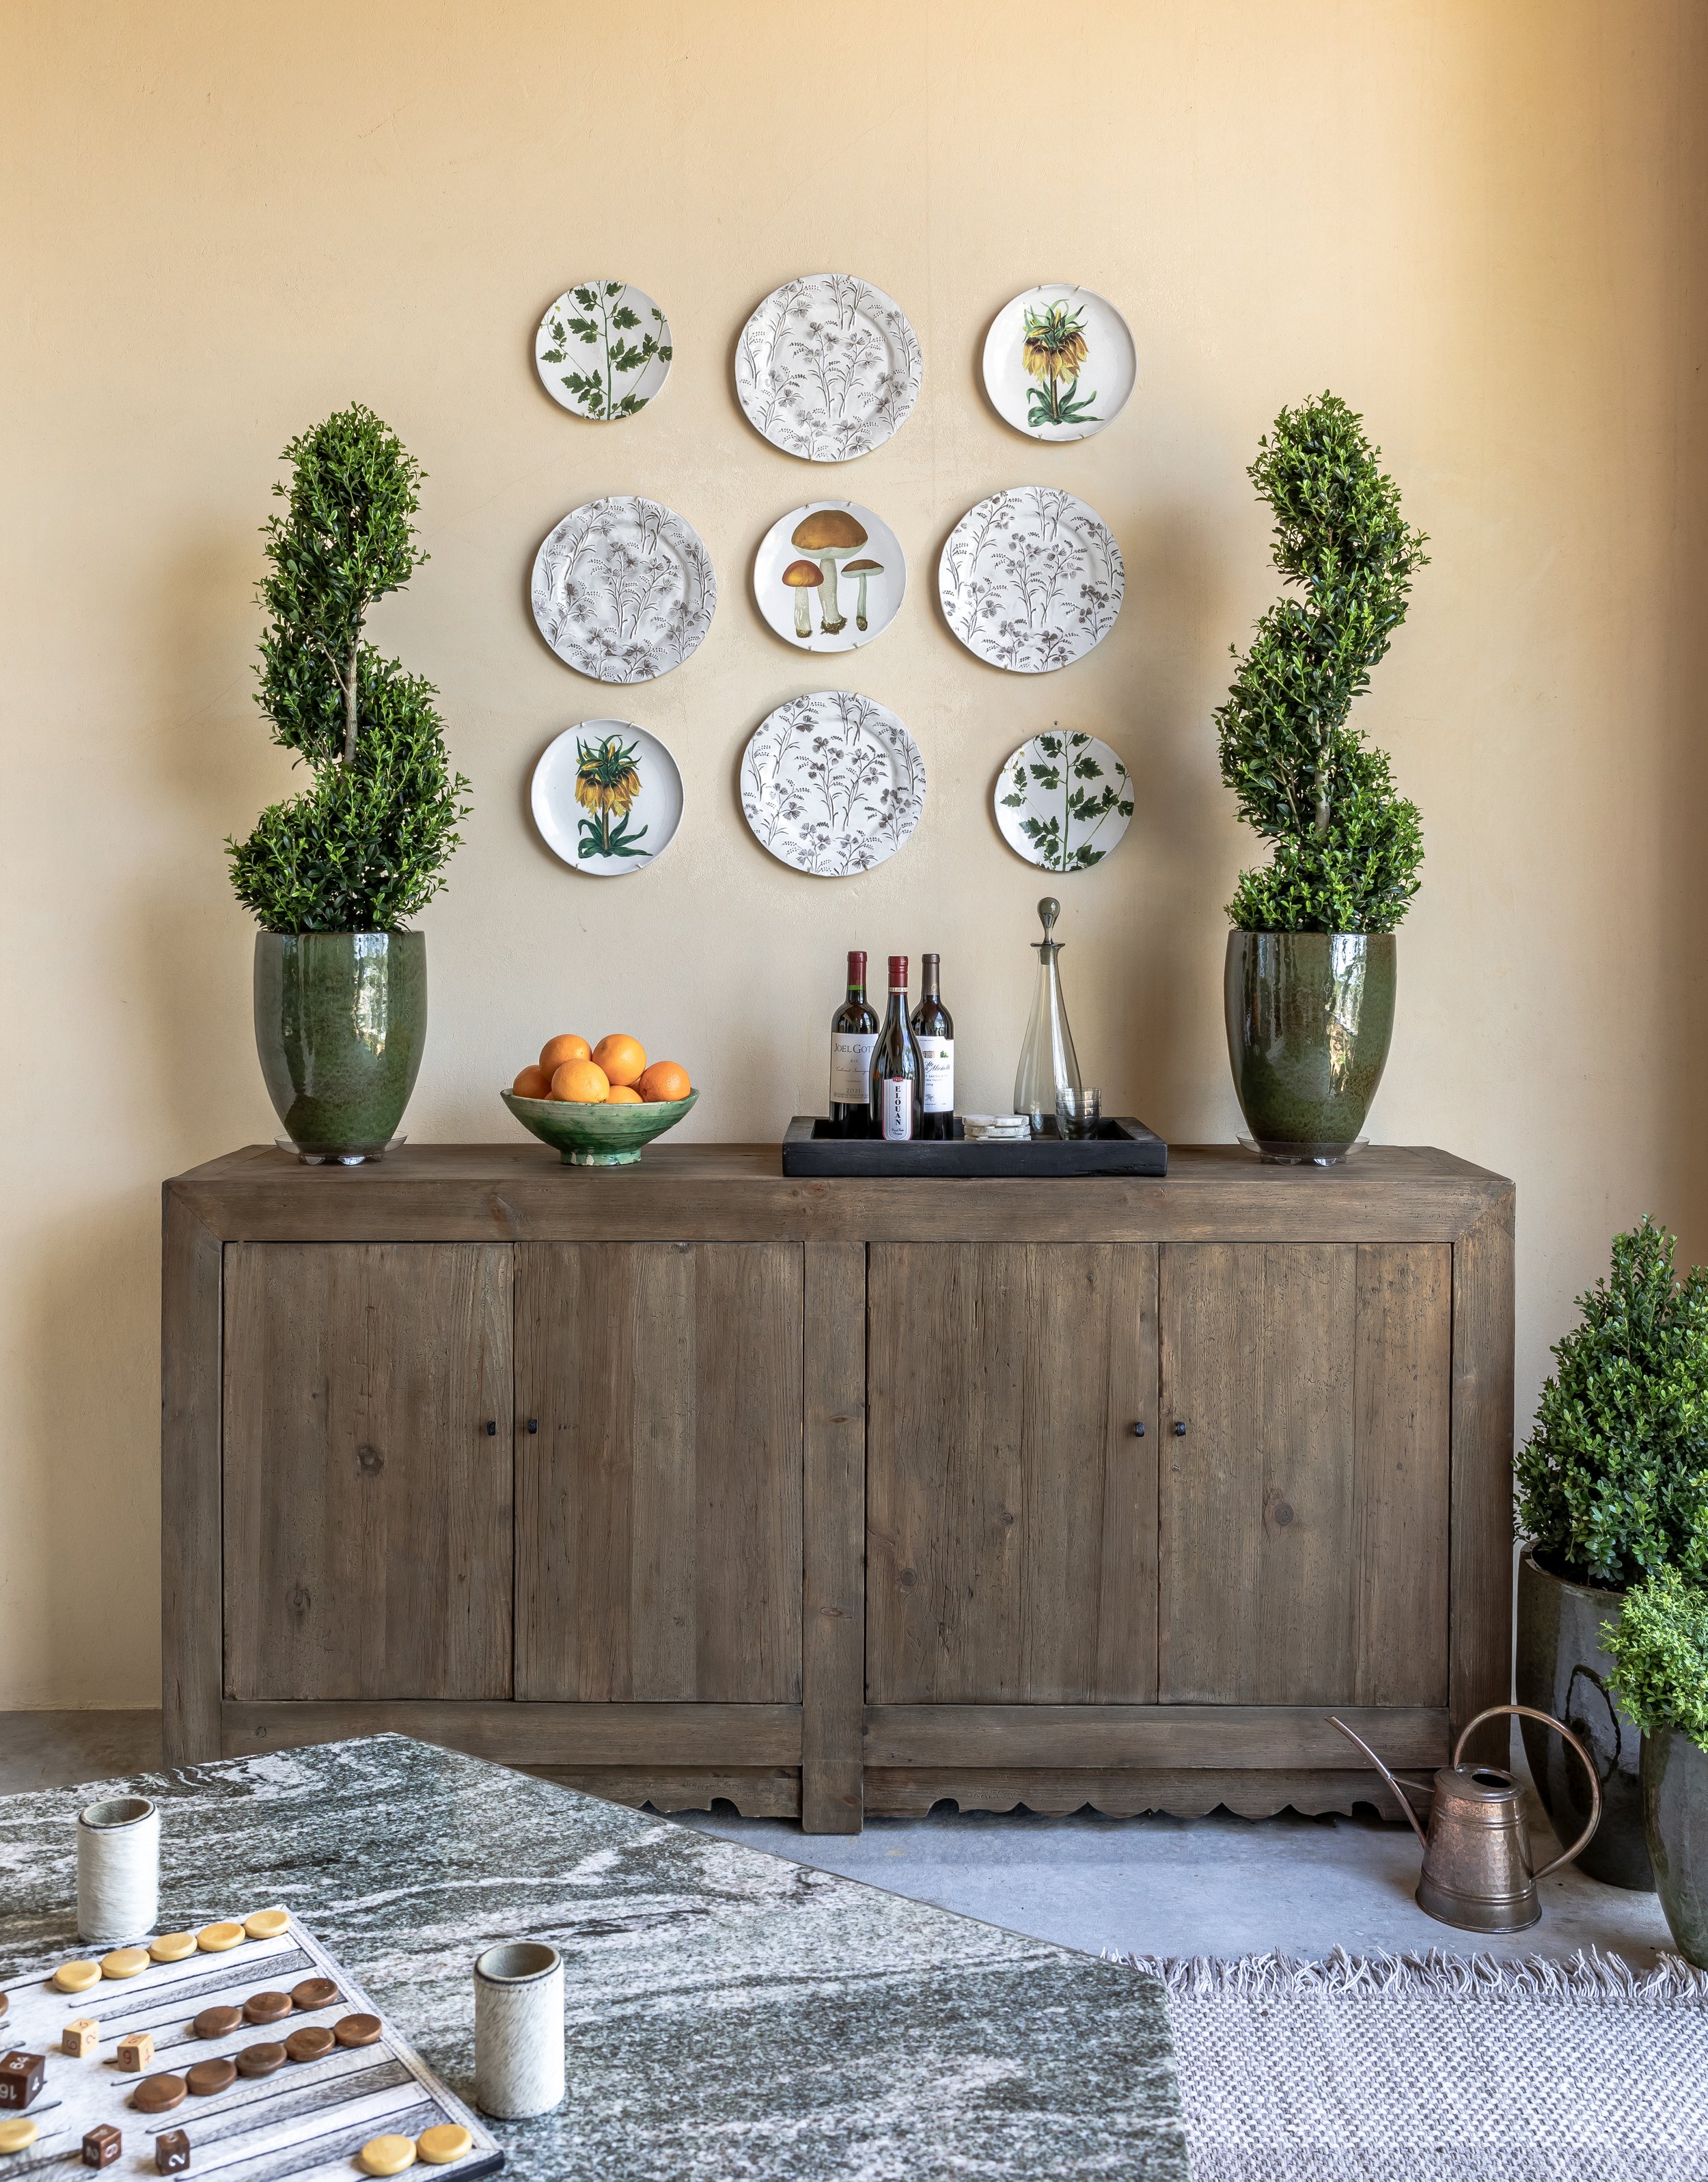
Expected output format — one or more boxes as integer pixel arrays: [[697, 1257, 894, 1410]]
[[535, 279, 673, 421], [531, 720, 684, 877], [982, 285, 1135, 444], [994, 728, 1133, 871]]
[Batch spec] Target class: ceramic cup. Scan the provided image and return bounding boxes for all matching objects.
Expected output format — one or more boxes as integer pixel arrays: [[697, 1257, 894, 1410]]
[[77, 1795, 159, 1943], [473, 1941, 564, 2118]]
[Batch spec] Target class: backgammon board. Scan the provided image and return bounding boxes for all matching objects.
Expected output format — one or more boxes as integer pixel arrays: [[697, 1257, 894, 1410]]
[[0, 1912, 501, 2178]]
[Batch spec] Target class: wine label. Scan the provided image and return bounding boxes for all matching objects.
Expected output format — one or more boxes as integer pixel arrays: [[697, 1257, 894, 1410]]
[[918, 1035, 954, 1114], [830, 1032, 878, 1104], [881, 1077, 913, 1141]]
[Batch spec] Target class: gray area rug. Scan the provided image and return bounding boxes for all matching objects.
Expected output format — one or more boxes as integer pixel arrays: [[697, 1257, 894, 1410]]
[[1120, 1949, 1708, 2181]]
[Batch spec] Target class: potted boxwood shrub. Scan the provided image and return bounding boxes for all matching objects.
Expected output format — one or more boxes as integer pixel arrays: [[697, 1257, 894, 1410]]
[[228, 406, 469, 1161], [1608, 1568, 1708, 1961], [1215, 393, 1428, 1160], [1515, 1217, 1708, 1887]]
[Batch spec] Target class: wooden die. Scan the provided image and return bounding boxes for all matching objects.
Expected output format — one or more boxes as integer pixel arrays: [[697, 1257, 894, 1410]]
[[62, 2017, 100, 2058], [115, 2031, 155, 2072], [82, 2124, 122, 2168], [0, 2051, 44, 2109], [156, 2129, 191, 2173]]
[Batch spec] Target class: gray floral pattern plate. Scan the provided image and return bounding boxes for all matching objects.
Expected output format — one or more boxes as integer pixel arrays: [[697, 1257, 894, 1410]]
[[535, 280, 673, 420], [939, 487, 1124, 672], [740, 691, 926, 877], [531, 496, 717, 683], [736, 274, 923, 462]]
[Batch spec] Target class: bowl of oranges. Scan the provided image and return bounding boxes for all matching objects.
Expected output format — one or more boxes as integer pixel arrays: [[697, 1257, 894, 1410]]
[[503, 1032, 695, 1165]]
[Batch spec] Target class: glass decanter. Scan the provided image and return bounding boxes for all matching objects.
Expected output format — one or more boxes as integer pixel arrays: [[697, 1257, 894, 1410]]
[[1014, 897, 1082, 1134]]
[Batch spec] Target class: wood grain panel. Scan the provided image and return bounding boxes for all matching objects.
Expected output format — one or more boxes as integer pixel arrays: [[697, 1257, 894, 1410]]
[[222, 1244, 514, 1702], [801, 1240, 866, 1832], [161, 1189, 224, 1762], [222, 1699, 801, 1764], [866, 1244, 1157, 1705], [1451, 1195, 1517, 1759], [862, 1704, 1446, 1768], [1354, 1244, 1452, 1705], [515, 1244, 803, 1704]]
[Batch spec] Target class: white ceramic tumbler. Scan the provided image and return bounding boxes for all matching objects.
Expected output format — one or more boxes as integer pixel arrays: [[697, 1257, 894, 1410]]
[[77, 1795, 159, 1943], [474, 1941, 564, 2118]]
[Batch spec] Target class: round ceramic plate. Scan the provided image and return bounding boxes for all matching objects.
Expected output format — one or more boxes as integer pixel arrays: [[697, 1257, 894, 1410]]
[[995, 729, 1133, 871], [735, 273, 923, 461], [531, 720, 684, 875], [535, 279, 673, 420], [740, 691, 926, 877], [531, 497, 717, 682], [982, 285, 1135, 442], [754, 502, 906, 653], [939, 487, 1124, 672]]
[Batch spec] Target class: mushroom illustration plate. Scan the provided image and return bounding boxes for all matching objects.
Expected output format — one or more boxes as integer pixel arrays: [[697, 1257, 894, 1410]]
[[982, 285, 1135, 443], [939, 487, 1124, 673], [754, 502, 906, 652], [740, 691, 926, 877], [532, 496, 717, 682], [535, 279, 673, 420], [995, 729, 1133, 871], [531, 720, 684, 876], [735, 274, 923, 462]]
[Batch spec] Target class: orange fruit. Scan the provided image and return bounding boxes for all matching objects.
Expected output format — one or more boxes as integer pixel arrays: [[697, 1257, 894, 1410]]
[[591, 1034, 646, 1089], [637, 1061, 691, 1104], [550, 1058, 609, 1103], [512, 1065, 551, 1100], [606, 1085, 643, 1104], [540, 1033, 591, 1075]]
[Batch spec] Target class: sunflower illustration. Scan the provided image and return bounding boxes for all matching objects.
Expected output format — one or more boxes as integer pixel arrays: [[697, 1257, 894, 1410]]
[[575, 733, 650, 859], [1020, 301, 1099, 428]]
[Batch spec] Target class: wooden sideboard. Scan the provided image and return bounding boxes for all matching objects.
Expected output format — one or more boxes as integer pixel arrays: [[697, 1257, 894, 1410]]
[[162, 1143, 1514, 1833]]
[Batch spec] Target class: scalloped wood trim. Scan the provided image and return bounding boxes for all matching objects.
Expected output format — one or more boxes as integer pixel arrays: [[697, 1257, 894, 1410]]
[[862, 1767, 1415, 1822], [523, 1765, 803, 1818]]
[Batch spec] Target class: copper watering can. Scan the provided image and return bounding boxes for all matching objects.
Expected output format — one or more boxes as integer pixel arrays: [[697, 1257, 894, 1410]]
[[1330, 1704, 1602, 1932]]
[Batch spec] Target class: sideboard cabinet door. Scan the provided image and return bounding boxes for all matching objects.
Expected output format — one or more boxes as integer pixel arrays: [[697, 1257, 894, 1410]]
[[866, 1242, 1159, 1704], [223, 1242, 515, 1702], [1158, 1242, 1450, 1706], [515, 1243, 804, 1702]]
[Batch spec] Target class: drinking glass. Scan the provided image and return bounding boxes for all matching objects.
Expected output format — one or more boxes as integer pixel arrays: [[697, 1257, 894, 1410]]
[[1057, 1087, 1102, 1139]]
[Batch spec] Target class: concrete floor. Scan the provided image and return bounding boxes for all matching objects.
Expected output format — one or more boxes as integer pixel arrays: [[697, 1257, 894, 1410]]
[[3, 1711, 1677, 1966]]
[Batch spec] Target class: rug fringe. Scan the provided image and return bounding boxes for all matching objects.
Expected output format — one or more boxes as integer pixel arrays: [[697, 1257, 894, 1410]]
[[1111, 1944, 1708, 2003]]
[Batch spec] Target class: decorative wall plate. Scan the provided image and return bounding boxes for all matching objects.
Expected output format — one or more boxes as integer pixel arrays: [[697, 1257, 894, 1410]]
[[740, 691, 926, 877], [535, 280, 673, 420], [531, 720, 684, 876], [981, 285, 1135, 442], [995, 729, 1133, 871], [531, 497, 716, 682], [754, 502, 906, 652], [939, 487, 1123, 672], [735, 274, 923, 462]]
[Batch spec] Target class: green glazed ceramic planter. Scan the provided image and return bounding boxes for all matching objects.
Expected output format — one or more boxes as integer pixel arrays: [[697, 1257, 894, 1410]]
[[255, 930, 426, 1161], [502, 1087, 698, 1165], [1644, 1723, 1708, 1967], [1515, 1546, 1654, 1890], [1224, 930, 1396, 1162]]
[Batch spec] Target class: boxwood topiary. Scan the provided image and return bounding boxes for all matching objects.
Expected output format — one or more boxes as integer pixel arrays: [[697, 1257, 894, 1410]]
[[1606, 1567, 1708, 1748], [1515, 1216, 1708, 1590]]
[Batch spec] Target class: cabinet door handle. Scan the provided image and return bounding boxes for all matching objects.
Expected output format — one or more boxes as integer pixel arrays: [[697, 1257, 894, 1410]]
[[1131, 1421, 1146, 1437], [1172, 1420, 1187, 1436], [527, 1419, 538, 1434], [485, 1420, 497, 1436]]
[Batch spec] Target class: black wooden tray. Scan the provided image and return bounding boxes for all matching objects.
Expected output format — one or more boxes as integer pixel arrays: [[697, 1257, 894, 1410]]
[[781, 1115, 1168, 1177]]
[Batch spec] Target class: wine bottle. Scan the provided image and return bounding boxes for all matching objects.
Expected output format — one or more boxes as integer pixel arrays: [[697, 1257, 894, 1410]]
[[911, 953, 955, 1141], [828, 951, 879, 1137], [870, 955, 924, 1143]]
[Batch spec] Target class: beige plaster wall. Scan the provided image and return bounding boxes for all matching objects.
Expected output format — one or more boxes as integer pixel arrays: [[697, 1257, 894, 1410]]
[[3, 1, 1705, 1706]]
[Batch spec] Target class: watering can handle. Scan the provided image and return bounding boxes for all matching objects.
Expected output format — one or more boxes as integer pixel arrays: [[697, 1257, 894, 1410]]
[[1452, 1703, 1603, 1881]]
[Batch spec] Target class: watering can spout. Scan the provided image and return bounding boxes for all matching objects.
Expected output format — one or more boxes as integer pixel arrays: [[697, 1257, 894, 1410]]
[[1328, 1715, 1429, 1846]]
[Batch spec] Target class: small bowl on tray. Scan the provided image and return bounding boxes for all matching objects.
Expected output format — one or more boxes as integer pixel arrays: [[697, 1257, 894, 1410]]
[[501, 1087, 698, 1166]]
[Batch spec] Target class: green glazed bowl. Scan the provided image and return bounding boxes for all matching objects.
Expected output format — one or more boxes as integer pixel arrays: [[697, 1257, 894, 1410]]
[[501, 1087, 698, 1165]]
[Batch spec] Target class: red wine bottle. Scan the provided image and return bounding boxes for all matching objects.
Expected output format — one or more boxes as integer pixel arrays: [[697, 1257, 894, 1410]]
[[870, 955, 924, 1142], [911, 953, 955, 1140], [829, 951, 879, 1137]]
